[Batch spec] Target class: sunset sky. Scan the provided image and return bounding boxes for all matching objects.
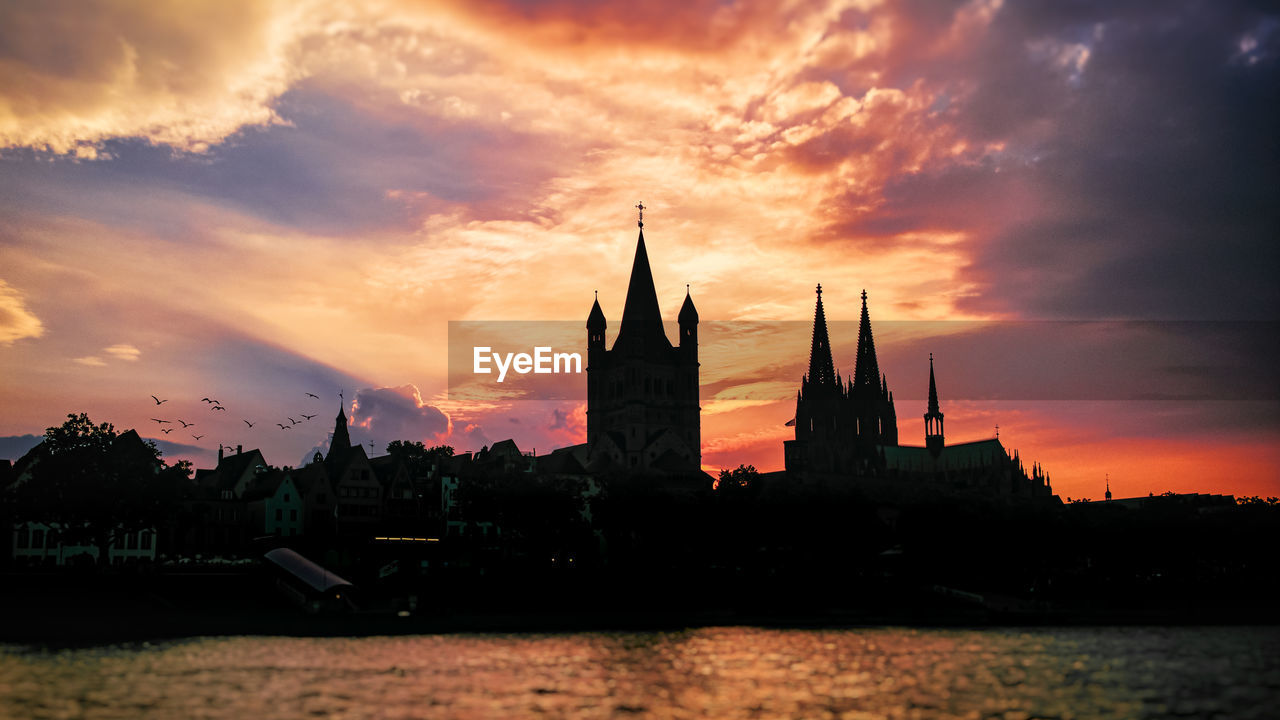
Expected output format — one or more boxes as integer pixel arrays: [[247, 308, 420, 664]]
[[1, 0, 1277, 501]]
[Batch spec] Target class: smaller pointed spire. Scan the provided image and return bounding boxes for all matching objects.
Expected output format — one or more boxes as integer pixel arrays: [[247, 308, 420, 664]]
[[328, 404, 351, 462], [588, 291, 606, 330], [924, 354, 945, 453], [679, 283, 698, 324], [927, 353, 941, 415]]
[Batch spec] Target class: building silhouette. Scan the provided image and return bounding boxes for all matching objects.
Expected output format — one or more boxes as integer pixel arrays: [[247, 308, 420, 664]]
[[585, 210, 701, 473], [785, 285, 1054, 500], [784, 286, 897, 475]]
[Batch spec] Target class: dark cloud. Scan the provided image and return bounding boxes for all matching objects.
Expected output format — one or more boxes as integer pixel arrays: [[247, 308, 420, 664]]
[[145, 437, 208, 462], [0, 434, 41, 462], [0, 433, 207, 465], [817, 2, 1280, 321], [0, 82, 571, 236], [984, 3, 1277, 319], [349, 385, 449, 451]]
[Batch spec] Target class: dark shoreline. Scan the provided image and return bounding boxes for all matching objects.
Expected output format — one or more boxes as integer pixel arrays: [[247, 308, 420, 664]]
[[2, 570, 1275, 647]]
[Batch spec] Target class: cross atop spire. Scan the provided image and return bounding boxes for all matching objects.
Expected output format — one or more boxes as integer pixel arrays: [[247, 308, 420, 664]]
[[636, 201, 645, 228]]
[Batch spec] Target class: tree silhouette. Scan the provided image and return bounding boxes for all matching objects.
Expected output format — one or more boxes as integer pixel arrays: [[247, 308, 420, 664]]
[[715, 464, 759, 492], [386, 440, 454, 478], [10, 413, 190, 565]]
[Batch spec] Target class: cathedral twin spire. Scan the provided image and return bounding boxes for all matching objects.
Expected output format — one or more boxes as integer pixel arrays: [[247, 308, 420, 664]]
[[852, 289, 882, 393], [806, 284, 838, 388], [806, 286, 890, 396]]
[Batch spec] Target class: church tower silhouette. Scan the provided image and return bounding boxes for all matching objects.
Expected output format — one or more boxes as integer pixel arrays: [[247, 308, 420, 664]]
[[585, 206, 701, 473]]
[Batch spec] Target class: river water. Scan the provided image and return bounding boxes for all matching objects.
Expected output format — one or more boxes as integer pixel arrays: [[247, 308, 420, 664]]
[[2, 626, 1277, 719]]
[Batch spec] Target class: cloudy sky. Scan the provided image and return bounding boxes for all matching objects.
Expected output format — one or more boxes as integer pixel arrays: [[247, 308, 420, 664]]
[[1, 0, 1276, 501]]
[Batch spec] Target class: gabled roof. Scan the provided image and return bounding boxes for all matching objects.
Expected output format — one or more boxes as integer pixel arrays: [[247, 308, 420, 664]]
[[368, 454, 409, 489], [475, 439, 523, 464], [537, 444, 588, 474], [202, 448, 267, 492], [242, 468, 290, 502], [288, 462, 330, 497], [651, 448, 698, 473], [110, 429, 159, 466], [326, 442, 370, 479]]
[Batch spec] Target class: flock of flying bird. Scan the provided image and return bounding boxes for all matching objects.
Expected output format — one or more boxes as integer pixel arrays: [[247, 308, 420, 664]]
[[146, 392, 327, 445]]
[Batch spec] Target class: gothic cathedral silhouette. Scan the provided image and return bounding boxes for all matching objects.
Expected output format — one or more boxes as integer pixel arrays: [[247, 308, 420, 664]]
[[785, 285, 1054, 499]]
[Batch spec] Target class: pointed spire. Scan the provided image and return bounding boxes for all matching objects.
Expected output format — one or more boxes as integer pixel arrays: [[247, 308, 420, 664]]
[[617, 228, 670, 350], [852, 289, 881, 391], [927, 353, 941, 415], [679, 283, 698, 324], [327, 405, 351, 462], [587, 290, 606, 330], [806, 283, 837, 387]]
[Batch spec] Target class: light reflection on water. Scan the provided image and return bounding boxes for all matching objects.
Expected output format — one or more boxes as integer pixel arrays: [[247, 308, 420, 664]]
[[2, 626, 1277, 719]]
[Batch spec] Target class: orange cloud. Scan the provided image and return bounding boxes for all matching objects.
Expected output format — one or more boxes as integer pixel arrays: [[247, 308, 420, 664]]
[[0, 280, 43, 344], [0, 1, 304, 155]]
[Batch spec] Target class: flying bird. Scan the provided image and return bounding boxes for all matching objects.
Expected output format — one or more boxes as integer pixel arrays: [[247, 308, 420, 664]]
[[212, 405, 226, 411], [306, 392, 319, 399], [300, 413, 316, 420], [243, 420, 255, 428], [178, 420, 193, 428], [277, 423, 289, 430], [151, 395, 167, 405], [161, 428, 173, 434], [201, 397, 219, 404], [192, 434, 205, 440], [288, 417, 299, 425], [150, 418, 171, 424]]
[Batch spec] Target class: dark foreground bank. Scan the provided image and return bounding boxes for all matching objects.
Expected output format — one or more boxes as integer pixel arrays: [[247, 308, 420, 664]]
[[2, 569, 1275, 645]]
